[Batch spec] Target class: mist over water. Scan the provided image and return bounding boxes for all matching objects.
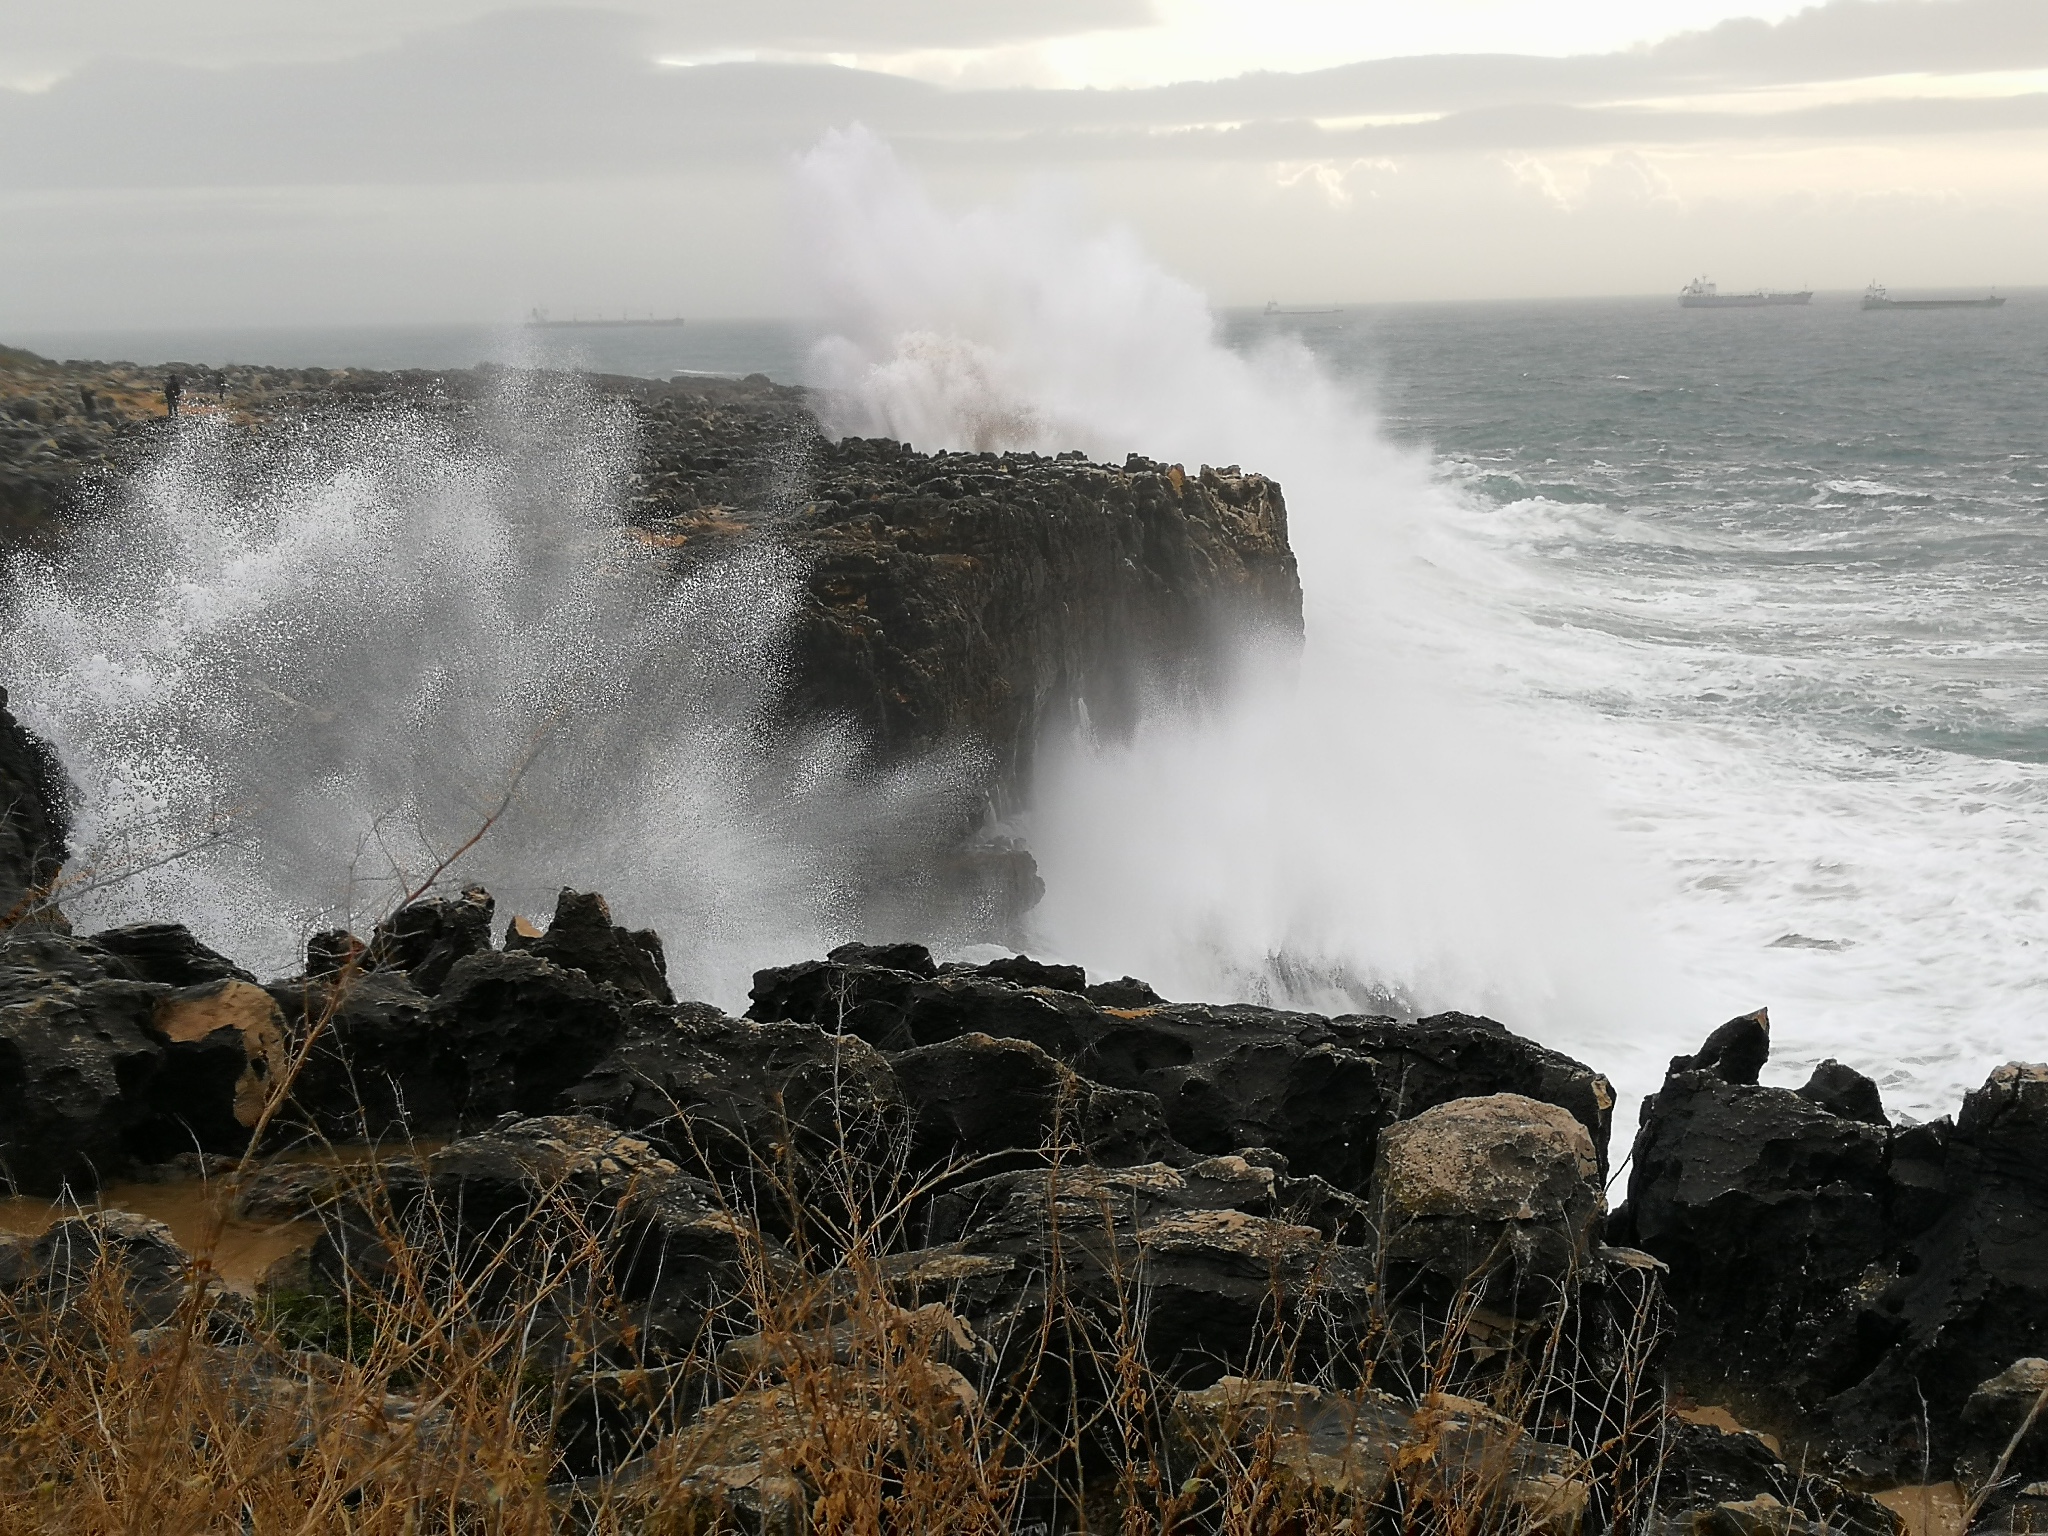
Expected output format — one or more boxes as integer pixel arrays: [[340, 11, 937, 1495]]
[[1, 371, 983, 999], [801, 130, 1687, 1095]]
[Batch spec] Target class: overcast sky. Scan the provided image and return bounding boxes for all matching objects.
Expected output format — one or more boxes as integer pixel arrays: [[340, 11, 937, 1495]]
[[3, 0, 2045, 328]]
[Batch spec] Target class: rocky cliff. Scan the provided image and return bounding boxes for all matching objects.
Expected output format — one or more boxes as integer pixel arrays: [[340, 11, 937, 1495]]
[[0, 348, 1301, 813]]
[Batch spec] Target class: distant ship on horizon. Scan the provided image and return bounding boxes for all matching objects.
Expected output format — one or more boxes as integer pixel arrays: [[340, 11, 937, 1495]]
[[1861, 282, 2005, 311], [1263, 300, 1344, 316], [524, 309, 688, 330], [1679, 277, 1812, 308]]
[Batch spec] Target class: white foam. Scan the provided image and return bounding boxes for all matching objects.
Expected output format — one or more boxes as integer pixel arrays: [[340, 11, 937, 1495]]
[[797, 129, 1698, 1104]]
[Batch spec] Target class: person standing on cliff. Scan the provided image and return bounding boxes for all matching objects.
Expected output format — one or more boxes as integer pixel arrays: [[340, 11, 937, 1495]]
[[164, 371, 182, 418]]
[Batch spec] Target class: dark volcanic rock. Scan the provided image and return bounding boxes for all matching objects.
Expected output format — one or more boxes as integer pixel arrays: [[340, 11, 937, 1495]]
[[1375, 1092, 1604, 1313], [1086, 975, 1166, 1008], [506, 888, 673, 1005], [312, 1115, 756, 1359], [1822, 1062, 2048, 1478], [0, 931, 164, 1194], [1652, 1420, 1903, 1536], [367, 886, 494, 995], [889, 1031, 1177, 1170], [88, 923, 253, 988], [3, 356, 1305, 846], [1796, 1058, 1887, 1125], [304, 929, 367, 977], [270, 968, 443, 1136], [630, 397, 1305, 806], [31, 1209, 194, 1327], [825, 940, 937, 977], [969, 954, 1086, 994], [430, 950, 626, 1117], [1669, 1007, 1771, 1085], [131, 977, 289, 1159], [748, 957, 1613, 1193], [1626, 1016, 2048, 1482], [561, 1003, 903, 1176], [0, 685, 71, 925], [917, 1161, 1373, 1388], [1622, 1026, 1891, 1391], [1959, 1357, 2048, 1487], [278, 949, 626, 1136]]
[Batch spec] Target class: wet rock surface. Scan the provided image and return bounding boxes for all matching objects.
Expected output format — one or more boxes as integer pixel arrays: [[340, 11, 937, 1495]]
[[1624, 1015, 2048, 1489], [0, 931, 167, 1193]]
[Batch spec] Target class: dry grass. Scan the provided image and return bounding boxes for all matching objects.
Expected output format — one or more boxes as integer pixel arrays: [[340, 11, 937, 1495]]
[[0, 1036, 1676, 1535], [1, 813, 1673, 1533]]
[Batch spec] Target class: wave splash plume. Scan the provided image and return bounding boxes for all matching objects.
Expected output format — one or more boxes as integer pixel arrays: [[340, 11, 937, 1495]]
[[800, 128, 1688, 1089], [1, 370, 982, 999]]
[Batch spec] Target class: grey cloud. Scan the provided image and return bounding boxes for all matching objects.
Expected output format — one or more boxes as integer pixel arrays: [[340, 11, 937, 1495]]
[[0, 0, 1154, 84], [3, 0, 2046, 193], [1646, 0, 2048, 84]]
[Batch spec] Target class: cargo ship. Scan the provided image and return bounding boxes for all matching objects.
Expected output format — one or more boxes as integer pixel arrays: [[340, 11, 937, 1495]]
[[1861, 283, 2005, 311], [1679, 278, 1812, 308]]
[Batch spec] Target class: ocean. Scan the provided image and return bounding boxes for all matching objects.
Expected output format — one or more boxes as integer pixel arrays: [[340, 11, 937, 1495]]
[[11, 287, 2045, 1125], [1279, 294, 2048, 1124]]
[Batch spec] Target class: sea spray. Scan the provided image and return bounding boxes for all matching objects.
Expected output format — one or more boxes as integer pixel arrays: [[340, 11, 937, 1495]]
[[0, 369, 983, 998], [798, 128, 1698, 1097]]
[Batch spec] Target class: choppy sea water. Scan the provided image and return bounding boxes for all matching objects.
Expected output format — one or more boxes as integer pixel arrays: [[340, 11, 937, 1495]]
[[13, 295, 2046, 1121], [1234, 296, 2048, 1121]]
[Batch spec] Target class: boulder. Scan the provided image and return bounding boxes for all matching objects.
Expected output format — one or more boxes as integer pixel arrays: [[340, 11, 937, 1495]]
[[1796, 1059, 1887, 1125], [1375, 1093, 1603, 1312], [0, 930, 164, 1193], [1174, 1377, 1589, 1534], [269, 968, 446, 1136], [367, 886, 494, 995], [1960, 1358, 2048, 1487], [88, 923, 253, 988], [431, 950, 625, 1118], [562, 1004, 904, 1178], [888, 1031, 1177, 1169], [1823, 1062, 2048, 1479], [967, 954, 1086, 994], [304, 929, 367, 977], [132, 977, 290, 1157], [312, 1115, 758, 1360], [1621, 1018, 1890, 1392], [1671, 1008, 1771, 1084], [919, 1161, 1373, 1387], [505, 889, 672, 1005], [32, 1209, 193, 1327], [1624, 1031, 2048, 1483], [1649, 1419, 1903, 1536], [1087, 975, 1166, 1008], [0, 685, 70, 926]]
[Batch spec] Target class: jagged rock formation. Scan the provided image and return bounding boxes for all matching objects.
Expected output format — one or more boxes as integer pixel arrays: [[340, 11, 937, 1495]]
[[1621, 1014, 2048, 1492]]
